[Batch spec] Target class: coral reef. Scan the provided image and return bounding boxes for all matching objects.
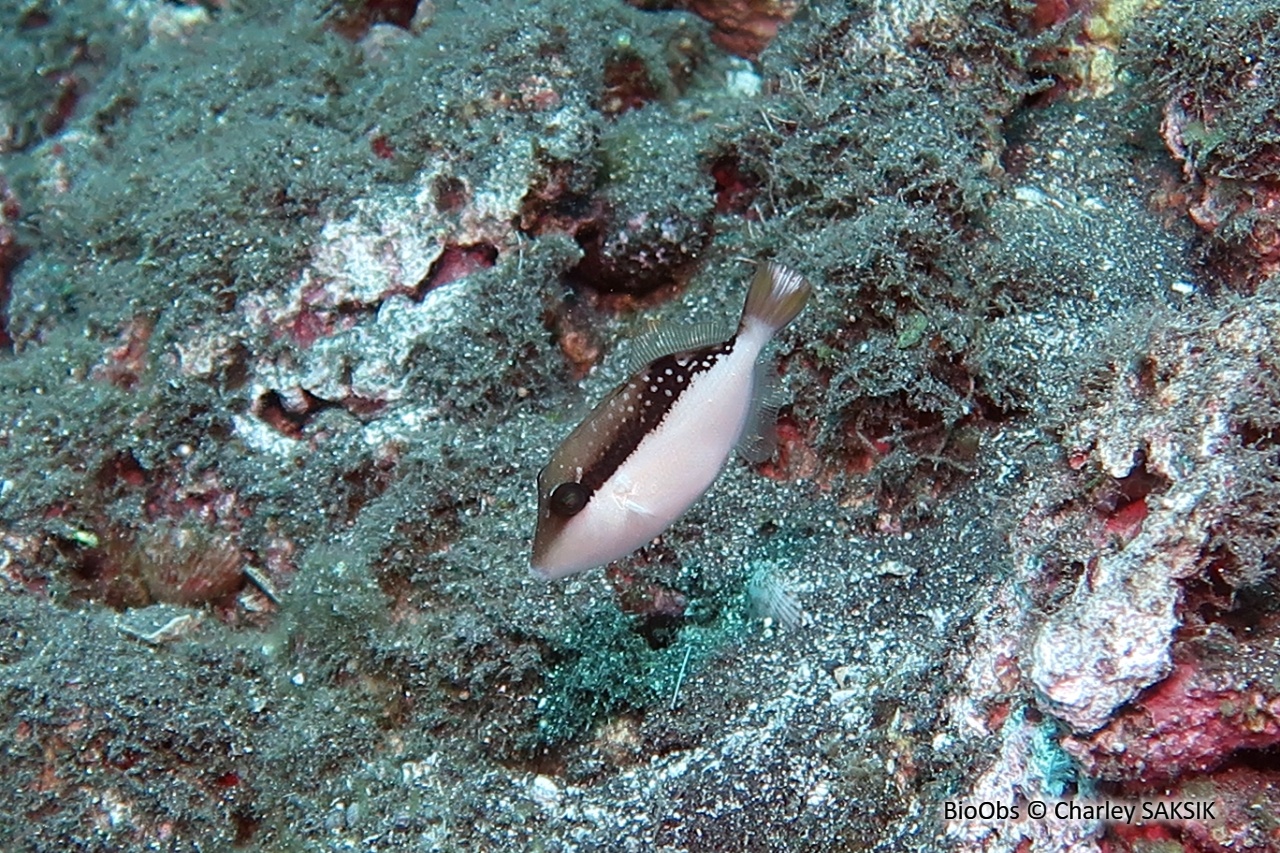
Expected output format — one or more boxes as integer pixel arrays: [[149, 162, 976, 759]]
[[1, 0, 1278, 850], [1028, 297, 1280, 732], [1133, 0, 1280, 288]]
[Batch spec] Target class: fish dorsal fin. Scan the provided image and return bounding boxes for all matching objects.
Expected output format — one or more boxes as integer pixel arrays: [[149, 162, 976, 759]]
[[620, 321, 732, 374], [737, 358, 782, 463]]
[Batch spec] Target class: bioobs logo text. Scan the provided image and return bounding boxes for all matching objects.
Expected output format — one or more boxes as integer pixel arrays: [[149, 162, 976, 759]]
[[943, 802, 1020, 821]]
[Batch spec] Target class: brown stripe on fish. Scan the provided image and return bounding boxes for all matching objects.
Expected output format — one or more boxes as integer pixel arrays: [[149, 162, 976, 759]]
[[580, 338, 736, 492]]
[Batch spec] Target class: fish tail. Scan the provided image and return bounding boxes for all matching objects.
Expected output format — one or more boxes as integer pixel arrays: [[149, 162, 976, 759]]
[[741, 262, 811, 336]]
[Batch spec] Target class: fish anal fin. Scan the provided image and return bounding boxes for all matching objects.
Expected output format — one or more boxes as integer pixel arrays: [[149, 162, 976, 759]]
[[737, 359, 783, 463]]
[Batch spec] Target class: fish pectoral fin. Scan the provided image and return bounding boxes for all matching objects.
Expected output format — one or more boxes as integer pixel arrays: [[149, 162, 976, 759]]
[[609, 474, 656, 516], [624, 498, 657, 517]]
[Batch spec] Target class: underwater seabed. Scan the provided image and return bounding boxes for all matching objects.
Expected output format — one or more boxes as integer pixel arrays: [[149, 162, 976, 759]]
[[1, 0, 1278, 850]]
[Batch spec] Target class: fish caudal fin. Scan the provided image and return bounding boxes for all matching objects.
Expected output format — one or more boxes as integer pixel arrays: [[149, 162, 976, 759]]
[[735, 262, 812, 463], [741, 262, 812, 336]]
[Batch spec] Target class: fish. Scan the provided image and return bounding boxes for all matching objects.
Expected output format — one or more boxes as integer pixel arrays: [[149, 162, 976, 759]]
[[531, 262, 812, 579]]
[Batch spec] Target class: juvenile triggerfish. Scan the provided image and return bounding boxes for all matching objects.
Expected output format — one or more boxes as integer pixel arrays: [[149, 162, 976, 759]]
[[531, 262, 812, 579]]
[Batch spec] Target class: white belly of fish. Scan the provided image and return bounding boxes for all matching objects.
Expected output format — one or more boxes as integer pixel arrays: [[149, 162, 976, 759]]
[[560, 340, 762, 571]]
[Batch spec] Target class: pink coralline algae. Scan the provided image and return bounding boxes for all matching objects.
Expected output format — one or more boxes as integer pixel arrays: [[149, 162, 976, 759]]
[[629, 0, 799, 60], [684, 0, 798, 59], [0, 174, 21, 350], [1062, 655, 1280, 784]]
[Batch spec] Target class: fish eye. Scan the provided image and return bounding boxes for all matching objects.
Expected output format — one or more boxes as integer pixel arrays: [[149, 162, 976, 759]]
[[549, 482, 589, 517]]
